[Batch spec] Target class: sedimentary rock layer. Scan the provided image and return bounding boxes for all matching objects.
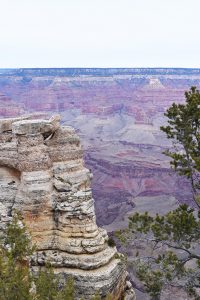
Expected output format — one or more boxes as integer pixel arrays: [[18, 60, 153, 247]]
[[0, 68, 197, 227], [0, 114, 135, 300]]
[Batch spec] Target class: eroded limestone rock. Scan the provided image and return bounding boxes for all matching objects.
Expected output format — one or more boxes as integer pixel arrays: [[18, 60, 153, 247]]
[[0, 114, 136, 300]]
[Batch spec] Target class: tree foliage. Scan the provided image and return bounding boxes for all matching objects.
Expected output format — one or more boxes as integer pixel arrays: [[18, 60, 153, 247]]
[[0, 213, 75, 300], [34, 266, 75, 300], [0, 213, 34, 300], [116, 87, 200, 299], [160, 86, 200, 207], [0, 213, 111, 300], [116, 205, 200, 299]]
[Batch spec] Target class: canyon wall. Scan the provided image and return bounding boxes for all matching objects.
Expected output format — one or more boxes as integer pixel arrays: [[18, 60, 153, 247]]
[[0, 114, 135, 300], [0, 68, 199, 229]]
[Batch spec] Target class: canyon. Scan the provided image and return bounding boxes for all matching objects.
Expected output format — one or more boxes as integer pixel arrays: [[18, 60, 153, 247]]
[[0, 68, 199, 231]]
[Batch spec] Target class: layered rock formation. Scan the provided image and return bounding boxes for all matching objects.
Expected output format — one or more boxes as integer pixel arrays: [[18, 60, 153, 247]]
[[0, 68, 198, 229], [0, 114, 135, 300]]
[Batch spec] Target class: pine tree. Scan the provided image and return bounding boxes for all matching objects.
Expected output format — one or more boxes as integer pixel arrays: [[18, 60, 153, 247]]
[[116, 205, 200, 299], [160, 86, 200, 207], [0, 213, 75, 300], [115, 87, 200, 299], [0, 213, 34, 300]]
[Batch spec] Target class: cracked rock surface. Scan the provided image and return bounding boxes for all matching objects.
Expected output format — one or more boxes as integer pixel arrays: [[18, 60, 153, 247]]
[[0, 114, 136, 300]]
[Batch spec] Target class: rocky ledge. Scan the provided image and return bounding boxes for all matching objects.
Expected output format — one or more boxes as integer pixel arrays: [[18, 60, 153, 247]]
[[0, 114, 135, 300]]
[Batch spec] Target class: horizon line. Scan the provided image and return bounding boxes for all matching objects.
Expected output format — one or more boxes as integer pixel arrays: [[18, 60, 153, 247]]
[[1, 67, 200, 70]]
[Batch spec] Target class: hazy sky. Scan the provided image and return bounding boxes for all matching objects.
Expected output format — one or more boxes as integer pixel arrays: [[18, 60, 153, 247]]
[[0, 0, 200, 68]]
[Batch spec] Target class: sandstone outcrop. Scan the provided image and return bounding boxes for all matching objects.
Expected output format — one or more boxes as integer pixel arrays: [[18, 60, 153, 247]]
[[0, 114, 135, 300]]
